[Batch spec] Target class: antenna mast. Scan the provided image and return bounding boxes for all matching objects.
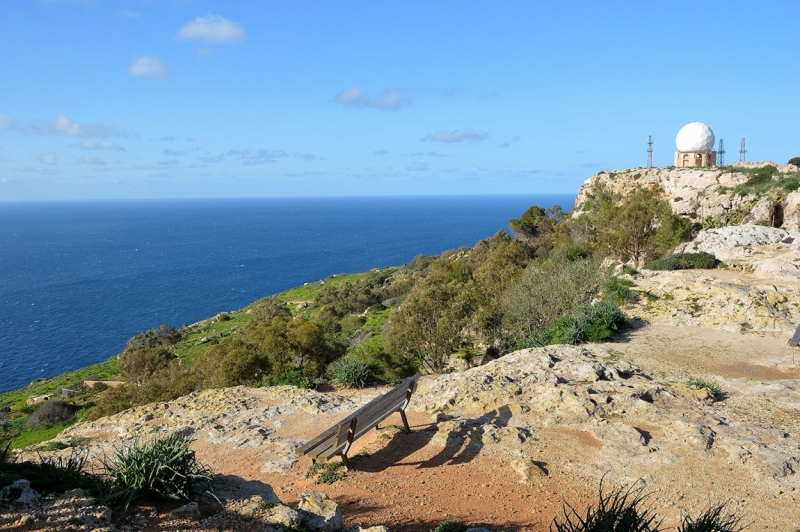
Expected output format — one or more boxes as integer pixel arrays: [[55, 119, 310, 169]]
[[647, 134, 653, 168], [739, 137, 747, 162], [717, 139, 725, 166]]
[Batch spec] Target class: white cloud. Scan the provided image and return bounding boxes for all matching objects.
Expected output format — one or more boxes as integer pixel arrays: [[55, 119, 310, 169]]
[[334, 86, 409, 110], [229, 149, 288, 164], [301, 153, 316, 160], [164, 149, 186, 157], [0, 115, 14, 131], [120, 10, 140, 18], [76, 155, 105, 165], [129, 56, 169, 80], [374, 88, 404, 110], [27, 114, 125, 138], [373, 149, 387, 155], [422, 129, 488, 143], [176, 14, 244, 43], [334, 87, 369, 108], [81, 140, 124, 151], [405, 163, 428, 172], [40, 154, 57, 165]]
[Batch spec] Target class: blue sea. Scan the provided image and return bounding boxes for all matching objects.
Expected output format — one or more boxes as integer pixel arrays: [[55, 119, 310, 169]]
[[0, 195, 574, 394]]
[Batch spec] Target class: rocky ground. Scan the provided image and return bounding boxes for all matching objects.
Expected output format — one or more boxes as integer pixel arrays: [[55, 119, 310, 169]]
[[3, 225, 800, 531]]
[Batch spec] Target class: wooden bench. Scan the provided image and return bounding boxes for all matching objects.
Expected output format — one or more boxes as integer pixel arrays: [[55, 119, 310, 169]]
[[295, 373, 420, 469]]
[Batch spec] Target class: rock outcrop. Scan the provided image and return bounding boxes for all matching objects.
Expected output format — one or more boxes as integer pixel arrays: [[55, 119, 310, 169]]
[[573, 162, 800, 228]]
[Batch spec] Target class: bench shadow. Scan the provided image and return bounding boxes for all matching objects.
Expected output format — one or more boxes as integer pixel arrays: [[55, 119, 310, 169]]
[[351, 405, 515, 473]]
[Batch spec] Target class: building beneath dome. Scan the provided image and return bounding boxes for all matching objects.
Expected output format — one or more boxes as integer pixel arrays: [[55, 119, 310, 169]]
[[674, 122, 717, 168]]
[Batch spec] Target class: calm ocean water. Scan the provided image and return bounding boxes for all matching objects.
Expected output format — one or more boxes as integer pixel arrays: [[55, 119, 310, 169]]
[[0, 195, 574, 393]]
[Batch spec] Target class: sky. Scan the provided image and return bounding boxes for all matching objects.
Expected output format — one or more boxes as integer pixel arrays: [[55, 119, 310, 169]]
[[1, 0, 799, 201]]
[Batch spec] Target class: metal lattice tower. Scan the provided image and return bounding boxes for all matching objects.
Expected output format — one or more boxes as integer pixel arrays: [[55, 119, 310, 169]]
[[739, 137, 747, 162], [717, 139, 725, 166], [647, 134, 653, 168]]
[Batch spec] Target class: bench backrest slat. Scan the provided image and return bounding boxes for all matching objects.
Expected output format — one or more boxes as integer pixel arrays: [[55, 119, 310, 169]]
[[295, 373, 419, 458]]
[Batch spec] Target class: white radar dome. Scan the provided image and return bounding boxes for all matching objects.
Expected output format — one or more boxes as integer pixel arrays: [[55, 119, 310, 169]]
[[676, 122, 715, 152]]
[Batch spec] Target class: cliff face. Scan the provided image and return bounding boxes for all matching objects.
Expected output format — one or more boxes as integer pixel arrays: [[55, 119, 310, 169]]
[[574, 162, 800, 230]]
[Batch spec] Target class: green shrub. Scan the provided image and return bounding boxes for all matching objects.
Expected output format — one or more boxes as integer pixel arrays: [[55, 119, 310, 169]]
[[328, 356, 373, 389], [788, 157, 800, 166], [552, 481, 661, 532], [305, 461, 345, 484], [103, 432, 214, 511], [434, 520, 468, 532], [269, 370, 314, 389], [0, 449, 103, 496], [27, 400, 75, 428], [604, 277, 638, 305], [644, 252, 719, 271], [518, 302, 627, 349], [679, 503, 745, 532]]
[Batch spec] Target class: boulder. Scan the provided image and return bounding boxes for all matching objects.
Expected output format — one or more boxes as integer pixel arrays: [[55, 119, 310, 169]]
[[298, 491, 345, 532]]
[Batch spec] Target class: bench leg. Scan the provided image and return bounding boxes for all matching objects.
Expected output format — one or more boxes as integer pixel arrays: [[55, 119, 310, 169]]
[[340, 453, 350, 470], [399, 410, 411, 433]]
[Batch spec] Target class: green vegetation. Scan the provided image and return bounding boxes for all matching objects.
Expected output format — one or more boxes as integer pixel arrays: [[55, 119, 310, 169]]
[[1, 429, 103, 496], [103, 432, 214, 511], [688, 378, 724, 401], [788, 157, 800, 166], [518, 302, 628, 349], [434, 520, 468, 532], [2, 181, 695, 446], [328, 356, 373, 388], [644, 252, 719, 271], [305, 460, 345, 484]]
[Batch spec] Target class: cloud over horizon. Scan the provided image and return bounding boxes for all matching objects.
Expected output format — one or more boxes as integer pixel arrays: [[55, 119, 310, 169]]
[[422, 129, 488, 143], [81, 140, 124, 151], [176, 14, 244, 43], [26, 114, 127, 138], [334, 87, 409, 110], [128, 56, 169, 80]]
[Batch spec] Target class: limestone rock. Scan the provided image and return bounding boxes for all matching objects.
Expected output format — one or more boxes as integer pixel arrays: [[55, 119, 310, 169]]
[[1, 479, 40, 508], [263, 504, 302, 527], [170, 502, 201, 519], [298, 491, 345, 532]]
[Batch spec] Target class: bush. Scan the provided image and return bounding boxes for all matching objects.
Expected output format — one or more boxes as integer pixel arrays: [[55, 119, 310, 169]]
[[103, 432, 214, 511], [518, 302, 627, 349], [604, 277, 638, 305], [0, 449, 103, 496], [644, 252, 719, 271], [788, 157, 800, 166], [27, 400, 75, 428], [328, 356, 373, 389], [552, 481, 661, 532], [269, 370, 314, 389]]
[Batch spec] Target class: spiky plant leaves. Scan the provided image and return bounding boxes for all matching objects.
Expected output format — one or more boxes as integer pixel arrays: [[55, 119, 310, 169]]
[[679, 503, 745, 532], [551, 479, 662, 532], [103, 432, 214, 511]]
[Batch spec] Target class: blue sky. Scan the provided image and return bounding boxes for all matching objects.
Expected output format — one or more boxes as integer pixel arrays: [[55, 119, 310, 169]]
[[1, 0, 799, 201]]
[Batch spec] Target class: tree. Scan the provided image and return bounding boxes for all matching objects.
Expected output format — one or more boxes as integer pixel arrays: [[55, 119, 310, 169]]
[[586, 184, 690, 268], [120, 345, 176, 386], [509, 206, 556, 242], [385, 271, 480, 372], [788, 157, 800, 166]]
